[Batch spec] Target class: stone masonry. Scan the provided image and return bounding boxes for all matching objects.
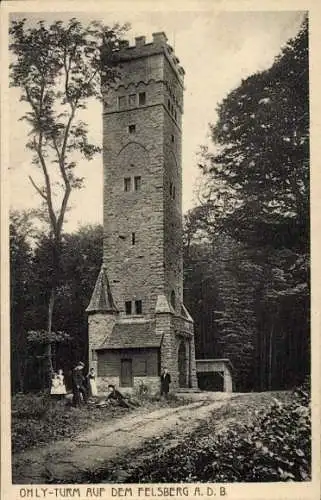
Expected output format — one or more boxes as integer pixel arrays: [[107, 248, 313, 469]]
[[87, 32, 198, 393]]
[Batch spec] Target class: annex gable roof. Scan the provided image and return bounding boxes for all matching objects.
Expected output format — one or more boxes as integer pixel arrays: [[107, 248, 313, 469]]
[[97, 320, 162, 350]]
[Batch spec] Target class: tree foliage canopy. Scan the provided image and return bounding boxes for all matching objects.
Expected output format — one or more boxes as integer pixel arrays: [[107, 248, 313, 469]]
[[10, 18, 128, 236], [199, 17, 309, 251], [10, 18, 128, 381], [186, 18, 310, 391]]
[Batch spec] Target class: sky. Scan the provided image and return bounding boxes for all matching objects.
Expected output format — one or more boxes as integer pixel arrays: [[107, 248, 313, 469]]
[[8, 9, 305, 232]]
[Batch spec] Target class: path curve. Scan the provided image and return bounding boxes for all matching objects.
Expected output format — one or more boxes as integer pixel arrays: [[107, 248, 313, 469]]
[[13, 396, 232, 484]]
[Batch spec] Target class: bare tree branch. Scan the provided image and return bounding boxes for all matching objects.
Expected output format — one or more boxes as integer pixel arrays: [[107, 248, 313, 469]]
[[28, 175, 47, 200]]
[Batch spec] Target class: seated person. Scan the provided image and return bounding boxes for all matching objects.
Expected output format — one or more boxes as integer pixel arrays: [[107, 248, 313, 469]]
[[106, 384, 139, 409]]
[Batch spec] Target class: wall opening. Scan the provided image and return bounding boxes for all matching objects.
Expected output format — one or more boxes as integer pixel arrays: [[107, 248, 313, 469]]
[[197, 372, 224, 391], [125, 301, 132, 315], [178, 341, 187, 388], [135, 300, 142, 314], [170, 290, 176, 310], [124, 177, 131, 192], [139, 92, 146, 106], [134, 176, 141, 191]]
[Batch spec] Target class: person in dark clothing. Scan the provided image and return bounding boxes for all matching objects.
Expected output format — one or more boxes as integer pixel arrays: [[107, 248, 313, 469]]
[[106, 384, 138, 409], [72, 362, 88, 406], [160, 367, 171, 398]]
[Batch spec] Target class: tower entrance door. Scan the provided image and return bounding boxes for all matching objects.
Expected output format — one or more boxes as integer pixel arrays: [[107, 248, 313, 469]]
[[120, 359, 133, 387], [178, 341, 187, 388]]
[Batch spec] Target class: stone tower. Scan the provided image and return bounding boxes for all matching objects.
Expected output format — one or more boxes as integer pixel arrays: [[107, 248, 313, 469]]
[[87, 32, 198, 393]]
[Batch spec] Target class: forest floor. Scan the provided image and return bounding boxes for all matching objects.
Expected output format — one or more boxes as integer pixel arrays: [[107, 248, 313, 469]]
[[11, 391, 297, 484]]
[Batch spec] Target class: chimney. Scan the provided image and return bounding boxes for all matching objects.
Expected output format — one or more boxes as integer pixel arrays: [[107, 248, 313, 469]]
[[135, 36, 146, 48], [152, 32, 168, 45]]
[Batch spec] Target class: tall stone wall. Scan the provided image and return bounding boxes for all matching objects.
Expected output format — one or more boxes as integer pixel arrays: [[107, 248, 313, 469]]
[[92, 34, 198, 393], [88, 313, 116, 371]]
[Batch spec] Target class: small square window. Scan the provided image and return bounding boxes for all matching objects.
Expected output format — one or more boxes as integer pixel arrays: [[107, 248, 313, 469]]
[[125, 301, 132, 315], [132, 232, 136, 245], [135, 300, 142, 314], [124, 177, 131, 192], [118, 96, 126, 110], [139, 92, 146, 106], [129, 94, 136, 107], [128, 124, 136, 134], [134, 176, 141, 191]]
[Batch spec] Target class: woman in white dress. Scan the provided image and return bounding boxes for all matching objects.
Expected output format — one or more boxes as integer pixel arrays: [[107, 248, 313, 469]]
[[50, 373, 60, 396], [87, 367, 98, 397], [57, 369, 67, 396]]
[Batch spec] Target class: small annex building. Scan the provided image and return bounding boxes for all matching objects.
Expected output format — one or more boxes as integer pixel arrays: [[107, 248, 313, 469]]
[[87, 32, 198, 394]]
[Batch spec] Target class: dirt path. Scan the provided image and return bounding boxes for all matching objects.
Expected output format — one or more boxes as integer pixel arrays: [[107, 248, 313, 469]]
[[13, 395, 233, 484]]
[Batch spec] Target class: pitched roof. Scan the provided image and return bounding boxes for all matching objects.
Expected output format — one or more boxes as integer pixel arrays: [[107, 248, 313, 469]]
[[86, 265, 118, 313], [97, 320, 161, 350]]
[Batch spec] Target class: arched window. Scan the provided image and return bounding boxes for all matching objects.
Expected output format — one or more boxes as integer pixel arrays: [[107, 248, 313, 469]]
[[170, 290, 176, 310]]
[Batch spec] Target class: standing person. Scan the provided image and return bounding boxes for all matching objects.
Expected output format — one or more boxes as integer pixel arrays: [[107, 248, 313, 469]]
[[50, 373, 60, 397], [56, 369, 67, 398], [87, 367, 98, 397], [160, 367, 171, 399], [72, 362, 88, 406]]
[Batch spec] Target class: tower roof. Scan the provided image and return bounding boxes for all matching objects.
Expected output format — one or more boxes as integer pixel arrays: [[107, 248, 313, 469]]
[[86, 264, 118, 313]]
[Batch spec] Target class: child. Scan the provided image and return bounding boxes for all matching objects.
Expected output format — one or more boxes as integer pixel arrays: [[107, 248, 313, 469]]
[[57, 369, 67, 396], [50, 373, 60, 396]]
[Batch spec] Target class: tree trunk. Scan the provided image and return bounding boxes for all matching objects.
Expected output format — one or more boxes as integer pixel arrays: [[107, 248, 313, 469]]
[[268, 321, 274, 390], [44, 287, 55, 389]]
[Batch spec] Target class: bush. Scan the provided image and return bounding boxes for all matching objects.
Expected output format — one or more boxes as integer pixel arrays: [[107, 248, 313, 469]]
[[125, 385, 311, 483]]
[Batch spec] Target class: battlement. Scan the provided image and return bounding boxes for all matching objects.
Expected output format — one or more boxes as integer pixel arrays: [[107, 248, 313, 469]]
[[110, 32, 185, 86]]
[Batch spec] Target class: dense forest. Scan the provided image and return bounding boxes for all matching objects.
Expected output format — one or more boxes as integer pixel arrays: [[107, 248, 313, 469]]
[[10, 18, 309, 393]]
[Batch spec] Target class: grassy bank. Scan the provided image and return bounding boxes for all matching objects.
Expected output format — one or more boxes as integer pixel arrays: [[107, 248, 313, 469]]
[[89, 388, 311, 483], [11, 392, 185, 454]]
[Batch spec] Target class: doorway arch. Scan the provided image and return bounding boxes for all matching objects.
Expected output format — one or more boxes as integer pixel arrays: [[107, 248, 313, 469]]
[[178, 341, 187, 388]]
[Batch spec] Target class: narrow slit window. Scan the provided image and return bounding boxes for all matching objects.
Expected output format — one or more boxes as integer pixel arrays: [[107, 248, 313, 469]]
[[125, 301, 132, 315], [171, 134, 175, 143], [124, 177, 131, 192], [169, 182, 173, 196], [139, 92, 146, 106], [134, 176, 141, 191], [128, 124, 136, 134], [132, 232, 136, 245], [173, 186, 176, 199], [168, 99, 171, 110], [135, 300, 142, 314]]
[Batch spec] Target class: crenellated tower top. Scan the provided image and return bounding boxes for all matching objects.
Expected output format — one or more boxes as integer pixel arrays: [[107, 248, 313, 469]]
[[109, 32, 185, 87]]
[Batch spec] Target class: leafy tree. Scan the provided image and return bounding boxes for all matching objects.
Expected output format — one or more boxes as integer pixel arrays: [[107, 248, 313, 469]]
[[10, 210, 36, 392], [183, 213, 258, 391], [199, 17, 308, 251], [192, 17, 309, 390], [28, 225, 103, 389], [9, 18, 128, 384]]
